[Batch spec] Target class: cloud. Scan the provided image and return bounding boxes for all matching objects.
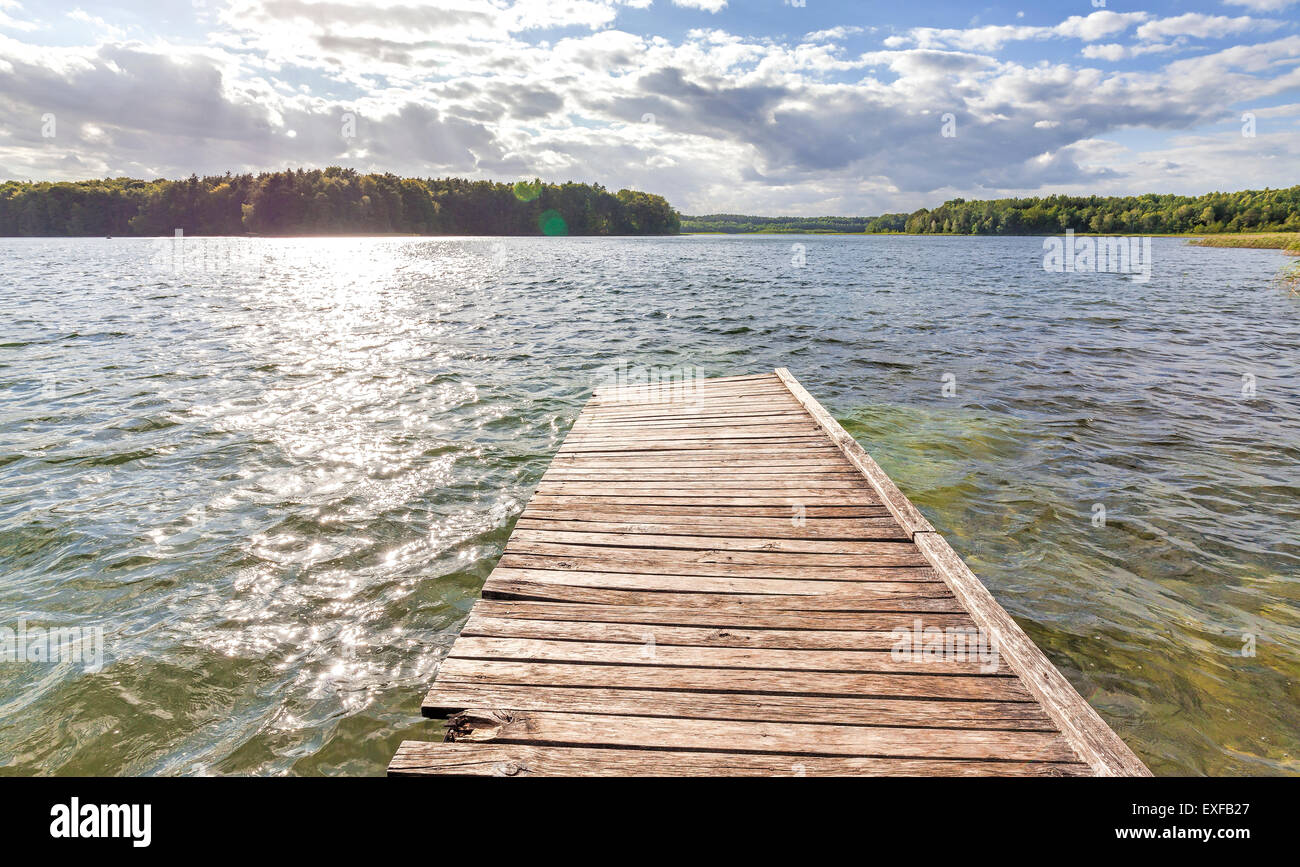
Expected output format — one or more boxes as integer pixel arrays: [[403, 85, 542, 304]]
[[0, 0, 39, 32], [895, 12, 1150, 52], [1081, 42, 1178, 61], [803, 26, 865, 43], [1222, 0, 1296, 11], [1, 2, 1299, 214], [1135, 13, 1281, 41], [673, 0, 728, 12]]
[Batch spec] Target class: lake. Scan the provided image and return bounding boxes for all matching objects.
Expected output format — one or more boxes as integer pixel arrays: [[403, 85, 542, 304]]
[[0, 234, 1296, 775]]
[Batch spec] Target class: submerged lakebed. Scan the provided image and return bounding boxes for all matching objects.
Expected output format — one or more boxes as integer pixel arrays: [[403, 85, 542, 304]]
[[0, 234, 1297, 775]]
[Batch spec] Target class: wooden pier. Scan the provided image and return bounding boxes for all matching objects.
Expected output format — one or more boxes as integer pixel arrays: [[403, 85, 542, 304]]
[[389, 369, 1149, 777]]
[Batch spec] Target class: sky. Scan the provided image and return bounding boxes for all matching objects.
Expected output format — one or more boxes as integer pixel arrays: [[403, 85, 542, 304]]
[[0, 0, 1296, 215]]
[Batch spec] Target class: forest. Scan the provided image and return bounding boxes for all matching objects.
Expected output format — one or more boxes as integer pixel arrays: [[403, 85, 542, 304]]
[[681, 186, 1300, 235], [0, 168, 681, 236], [6, 173, 1296, 239], [680, 214, 876, 233]]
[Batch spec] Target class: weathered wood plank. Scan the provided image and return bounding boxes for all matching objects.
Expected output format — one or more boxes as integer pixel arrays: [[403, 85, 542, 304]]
[[484, 568, 933, 597], [541, 469, 866, 480], [442, 710, 1076, 761], [390, 741, 1091, 776], [496, 554, 939, 580], [527, 494, 885, 507], [434, 659, 1034, 701], [502, 541, 932, 568], [468, 599, 977, 631], [508, 529, 920, 556], [537, 480, 879, 493], [481, 579, 966, 612], [462, 614, 955, 651], [520, 503, 894, 518], [420, 682, 1058, 729], [447, 636, 1009, 675], [483, 567, 940, 597], [574, 415, 817, 430], [514, 516, 909, 540]]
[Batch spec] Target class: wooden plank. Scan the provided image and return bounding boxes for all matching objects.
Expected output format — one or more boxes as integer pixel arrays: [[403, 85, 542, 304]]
[[483, 568, 940, 597], [536, 480, 879, 492], [497, 554, 940, 581], [574, 414, 814, 429], [390, 742, 1091, 776], [551, 447, 846, 459], [565, 423, 824, 437], [447, 636, 1010, 675], [482, 568, 936, 597], [519, 508, 896, 523], [513, 516, 909, 540], [420, 682, 1058, 729], [541, 469, 865, 479], [545, 459, 855, 470], [519, 503, 894, 518], [556, 440, 827, 454], [441, 710, 1077, 761], [501, 541, 932, 569], [508, 529, 920, 556], [434, 660, 1035, 701], [467, 599, 978, 631], [527, 494, 884, 507], [576, 413, 810, 428], [586, 400, 802, 412], [462, 614, 958, 652], [481, 580, 966, 612]]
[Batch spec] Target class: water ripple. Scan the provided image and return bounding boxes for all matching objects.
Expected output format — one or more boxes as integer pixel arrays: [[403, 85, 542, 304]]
[[0, 235, 1296, 776]]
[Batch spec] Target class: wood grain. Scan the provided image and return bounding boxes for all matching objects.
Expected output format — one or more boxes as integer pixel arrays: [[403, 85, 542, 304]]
[[389, 369, 1149, 777]]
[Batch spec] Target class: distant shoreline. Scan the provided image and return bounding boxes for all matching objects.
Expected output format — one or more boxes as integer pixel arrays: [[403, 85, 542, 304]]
[[682, 230, 1300, 247], [4, 231, 1298, 249]]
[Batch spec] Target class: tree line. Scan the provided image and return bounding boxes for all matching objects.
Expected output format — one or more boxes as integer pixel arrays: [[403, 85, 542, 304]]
[[681, 186, 1300, 235], [681, 214, 875, 234], [0, 168, 681, 236]]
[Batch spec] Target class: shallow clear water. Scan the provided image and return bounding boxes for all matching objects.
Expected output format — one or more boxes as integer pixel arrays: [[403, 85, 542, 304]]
[[0, 234, 1296, 776]]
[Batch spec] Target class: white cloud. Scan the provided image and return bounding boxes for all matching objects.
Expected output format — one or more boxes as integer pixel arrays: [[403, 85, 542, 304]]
[[673, 0, 728, 12], [66, 8, 125, 40], [897, 11, 1150, 52], [1082, 42, 1178, 61], [1135, 13, 1281, 41], [1222, 0, 1296, 11], [0, 0, 39, 32], [804, 26, 865, 43], [1054, 11, 1151, 42]]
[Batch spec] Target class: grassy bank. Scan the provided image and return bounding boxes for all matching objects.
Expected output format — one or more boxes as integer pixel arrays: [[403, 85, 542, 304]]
[[1188, 232, 1300, 253]]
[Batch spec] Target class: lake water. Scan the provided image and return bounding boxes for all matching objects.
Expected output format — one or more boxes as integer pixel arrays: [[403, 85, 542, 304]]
[[0, 234, 1296, 776]]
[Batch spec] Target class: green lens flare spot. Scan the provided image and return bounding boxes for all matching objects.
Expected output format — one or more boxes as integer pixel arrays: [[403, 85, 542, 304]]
[[540, 210, 568, 236]]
